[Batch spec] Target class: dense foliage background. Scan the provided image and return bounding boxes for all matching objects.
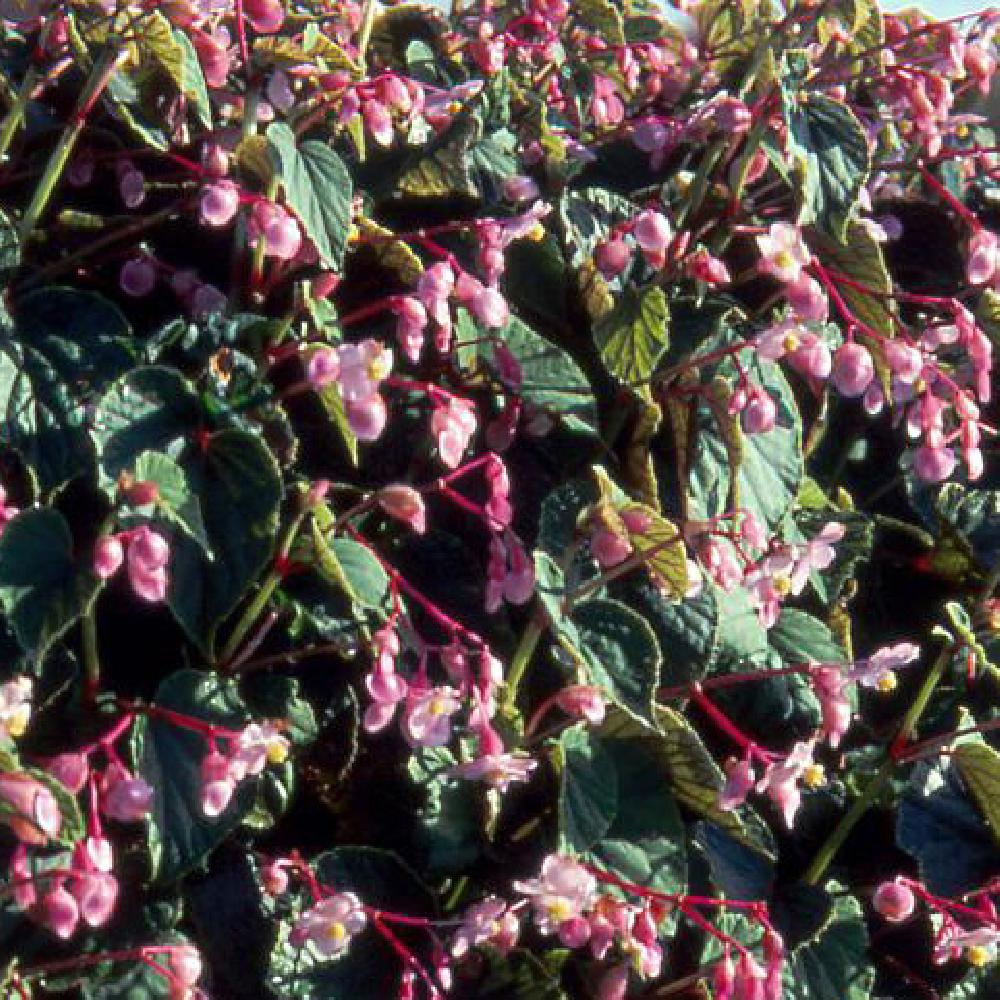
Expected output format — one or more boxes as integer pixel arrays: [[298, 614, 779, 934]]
[[0, 0, 997, 997]]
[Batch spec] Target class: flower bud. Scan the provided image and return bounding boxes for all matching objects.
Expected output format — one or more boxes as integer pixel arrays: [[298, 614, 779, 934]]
[[94, 536, 124, 579], [873, 879, 916, 923], [831, 342, 875, 398], [378, 485, 427, 534]]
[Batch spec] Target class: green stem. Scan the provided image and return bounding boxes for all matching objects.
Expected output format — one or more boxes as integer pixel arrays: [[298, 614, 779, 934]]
[[18, 48, 122, 242], [218, 500, 311, 667], [502, 619, 544, 712], [0, 65, 39, 164], [81, 605, 101, 708], [802, 641, 955, 886], [356, 0, 379, 69]]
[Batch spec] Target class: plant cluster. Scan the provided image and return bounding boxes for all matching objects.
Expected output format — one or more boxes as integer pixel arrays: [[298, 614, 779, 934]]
[[0, 0, 996, 997]]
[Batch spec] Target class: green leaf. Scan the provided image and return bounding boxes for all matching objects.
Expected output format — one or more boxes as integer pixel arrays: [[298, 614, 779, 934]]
[[132, 451, 209, 550], [267, 123, 353, 271], [809, 223, 894, 339], [614, 577, 719, 685], [559, 187, 636, 268], [0, 287, 135, 492], [593, 285, 670, 388], [136, 670, 254, 884], [572, 598, 661, 723], [538, 477, 599, 558], [945, 964, 1000, 1000], [953, 742, 1000, 847], [555, 725, 619, 852], [559, 717, 687, 895], [784, 93, 869, 239], [471, 313, 598, 435], [769, 610, 845, 664], [166, 431, 283, 649], [897, 759, 997, 897], [694, 821, 774, 901], [783, 893, 874, 1000], [689, 345, 803, 530], [0, 510, 95, 663], [618, 503, 688, 599], [471, 948, 568, 1000], [311, 511, 390, 612], [92, 366, 203, 485], [575, 0, 625, 46]]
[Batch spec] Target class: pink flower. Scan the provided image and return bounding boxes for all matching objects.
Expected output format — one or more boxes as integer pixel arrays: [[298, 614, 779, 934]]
[[70, 863, 118, 928], [261, 861, 290, 896], [452, 723, 536, 793], [756, 320, 831, 379], [292, 892, 367, 958], [512, 855, 597, 936], [484, 454, 513, 528], [169, 946, 204, 988], [554, 685, 606, 725], [591, 75, 625, 128], [831, 342, 875, 398], [39, 885, 80, 940], [848, 642, 920, 689], [251, 201, 302, 260], [100, 762, 154, 822], [94, 535, 124, 579], [432, 397, 477, 469], [0, 772, 61, 844], [595, 237, 632, 278], [719, 756, 755, 811], [632, 209, 673, 269], [417, 262, 456, 332], [305, 347, 340, 388], [742, 386, 776, 435], [402, 685, 461, 747], [698, 537, 742, 592], [469, 285, 509, 330], [872, 879, 916, 922], [451, 897, 519, 957], [46, 752, 89, 795], [378, 485, 427, 533], [812, 666, 852, 748], [346, 394, 388, 441], [757, 223, 811, 284], [786, 273, 828, 322], [199, 179, 241, 227], [967, 227, 998, 285], [395, 296, 428, 362], [913, 444, 956, 482], [192, 28, 233, 88], [485, 532, 535, 611], [126, 526, 170, 602], [120, 258, 156, 297], [756, 739, 820, 828], [884, 339, 924, 384], [244, 0, 284, 34], [337, 340, 393, 404], [686, 247, 731, 285], [200, 749, 235, 818]]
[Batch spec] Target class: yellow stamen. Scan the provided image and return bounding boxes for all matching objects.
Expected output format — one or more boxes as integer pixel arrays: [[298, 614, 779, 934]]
[[967, 944, 992, 967], [546, 899, 572, 922], [803, 763, 826, 789], [266, 740, 289, 765], [6, 708, 29, 739], [782, 332, 801, 353], [325, 922, 347, 944], [774, 249, 795, 271], [773, 574, 793, 597], [876, 672, 897, 694]]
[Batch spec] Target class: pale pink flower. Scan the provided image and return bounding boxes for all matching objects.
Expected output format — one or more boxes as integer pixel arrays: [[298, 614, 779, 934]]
[[200, 749, 235, 818], [967, 227, 998, 285], [757, 223, 811, 283], [831, 342, 875, 398], [719, 756, 755, 811], [417, 262, 456, 331], [452, 723, 536, 793], [884, 339, 924, 384], [848, 642, 920, 688], [0, 676, 31, 741], [595, 237, 632, 278], [513, 854, 597, 937], [94, 536, 124, 579], [199, 180, 241, 227], [229, 721, 289, 781], [686, 247, 731, 285], [305, 347, 340, 388], [252, 202, 302, 260], [451, 897, 519, 957], [756, 739, 819, 828], [401, 685, 461, 748], [591, 75, 625, 128], [395, 296, 428, 362], [785, 273, 828, 322], [913, 444, 956, 482], [292, 892, 367, 958], [812, 666, 852, 748], [632, 209, 673, 269], [742, 386, 776, 435], [378, 485, 426, 533], [346, 394, 388, 441], [169, 946, 204, 988], [0, 772, 61, 844], [126, 526, 170, 602], [554, 685, 606, 725], [337, 340, 393, 404], [432, 397, 477, 468]]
